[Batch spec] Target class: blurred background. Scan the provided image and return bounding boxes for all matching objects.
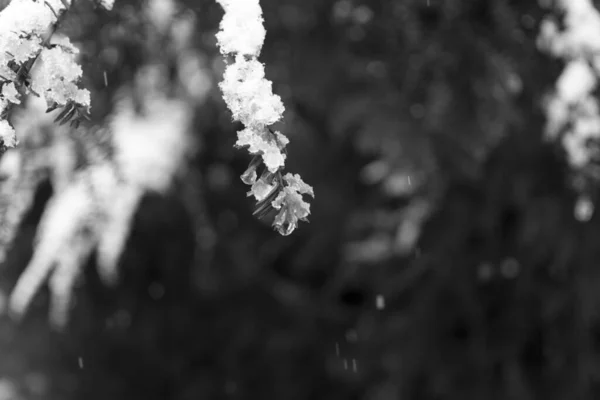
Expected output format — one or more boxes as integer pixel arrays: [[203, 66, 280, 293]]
[[1, 0, 600, 399]]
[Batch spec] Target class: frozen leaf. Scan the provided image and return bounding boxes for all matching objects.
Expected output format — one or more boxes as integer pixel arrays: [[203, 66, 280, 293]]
[[282, 173, 314, 197], [240, 155, 261, 185], [270, 177, 313, 235], [248, 177, 276, 201], [241, 165, 258, 185], [272, 187, 310, 216], [273, 207, 296, 236]]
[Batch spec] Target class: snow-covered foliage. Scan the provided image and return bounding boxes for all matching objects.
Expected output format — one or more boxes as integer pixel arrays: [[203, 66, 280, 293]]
[[1, 0, 312, 327], [216, 0, 313, 236], [538, 0, 600, 171], [9, 91, 194, 327], [0, 0, 114, 150], [538, 0, 600, 221], [3, 0, 206, 327]]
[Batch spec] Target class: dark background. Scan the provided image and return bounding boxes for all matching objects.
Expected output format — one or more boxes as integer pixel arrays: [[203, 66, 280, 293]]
[[1, 0, 600, 399]]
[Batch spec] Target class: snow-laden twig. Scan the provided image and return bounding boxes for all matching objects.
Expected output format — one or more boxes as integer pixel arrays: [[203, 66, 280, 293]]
[[215, 0, 314, 236]]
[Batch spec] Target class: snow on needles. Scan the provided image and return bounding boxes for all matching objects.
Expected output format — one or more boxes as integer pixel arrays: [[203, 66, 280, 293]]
[[216, 0, 313, 236], [0, 0, 91, 148], [0, 0, 114, 149]]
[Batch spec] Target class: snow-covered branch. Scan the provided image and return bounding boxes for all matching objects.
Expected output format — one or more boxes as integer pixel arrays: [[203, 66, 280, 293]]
[[0, 0, 114, 150], [215, 0, 314, 236]]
